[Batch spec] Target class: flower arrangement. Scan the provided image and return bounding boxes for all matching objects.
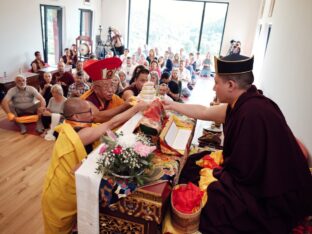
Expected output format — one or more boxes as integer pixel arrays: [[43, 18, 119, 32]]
[[96, 131, 156, 185]]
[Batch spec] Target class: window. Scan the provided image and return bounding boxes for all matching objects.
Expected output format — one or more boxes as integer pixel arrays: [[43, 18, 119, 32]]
[[80, 9, 93, 37], [128, 0, 149, 52], [128, 0, 228, 56], [149, 0, 202, 53], [264, 24, 272, 56], [40, 5, 63, 65]]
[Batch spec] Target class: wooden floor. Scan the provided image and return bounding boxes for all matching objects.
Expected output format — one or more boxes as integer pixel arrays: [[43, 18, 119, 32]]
[[0, 109, 53, 234], [0, 77, 215, 234]]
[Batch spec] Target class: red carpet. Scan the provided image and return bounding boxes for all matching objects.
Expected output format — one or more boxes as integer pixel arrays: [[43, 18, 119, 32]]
[[0, 119, 40, 136]]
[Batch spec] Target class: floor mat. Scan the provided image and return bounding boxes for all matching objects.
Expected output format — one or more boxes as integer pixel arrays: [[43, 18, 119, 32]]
[[0, 119, 40, 136]]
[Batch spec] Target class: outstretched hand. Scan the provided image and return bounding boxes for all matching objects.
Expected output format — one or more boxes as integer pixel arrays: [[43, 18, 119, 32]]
[[162, 99, 176, 110], [135, 100, 149, 112]]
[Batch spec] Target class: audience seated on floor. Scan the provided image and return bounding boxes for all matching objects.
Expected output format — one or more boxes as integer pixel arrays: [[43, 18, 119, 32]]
[[1, 74, 46, 134]]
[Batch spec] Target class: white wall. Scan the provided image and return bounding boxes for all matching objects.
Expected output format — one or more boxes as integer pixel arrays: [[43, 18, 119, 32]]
[[100, 0, 128, 47], [221, 0, 262, 56], [0, 0, 101, 79], [256, 0, 312, 154]]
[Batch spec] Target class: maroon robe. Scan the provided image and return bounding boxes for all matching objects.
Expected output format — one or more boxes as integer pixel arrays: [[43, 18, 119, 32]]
[[52, 72, 74, 97], [179, 85, 312, 233]]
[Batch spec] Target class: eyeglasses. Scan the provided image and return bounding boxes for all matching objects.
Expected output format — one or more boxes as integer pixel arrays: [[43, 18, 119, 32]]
[[66, 108, 92, 118]]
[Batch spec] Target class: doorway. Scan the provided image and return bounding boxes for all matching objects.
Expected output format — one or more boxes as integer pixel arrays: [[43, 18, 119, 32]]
[[40, 5, 63, 65]]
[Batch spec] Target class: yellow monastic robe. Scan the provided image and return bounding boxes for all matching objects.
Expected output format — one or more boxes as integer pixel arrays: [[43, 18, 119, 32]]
[[41, 123, 87, 234]]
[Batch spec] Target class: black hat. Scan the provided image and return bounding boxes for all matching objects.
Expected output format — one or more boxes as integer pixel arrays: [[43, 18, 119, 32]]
[[214, 54, 254, 75]]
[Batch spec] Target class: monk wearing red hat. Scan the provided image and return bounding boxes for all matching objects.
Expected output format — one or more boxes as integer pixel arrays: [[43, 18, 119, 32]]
[[81, 57, 130, 122]]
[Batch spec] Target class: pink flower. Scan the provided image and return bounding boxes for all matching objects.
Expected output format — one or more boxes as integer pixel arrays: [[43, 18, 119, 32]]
[[99, 144, 108, 154], [113, 145, 123, 155], [133, 142, 156, 157]]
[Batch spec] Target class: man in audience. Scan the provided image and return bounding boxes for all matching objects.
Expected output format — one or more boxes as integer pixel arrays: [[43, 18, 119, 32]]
[[31, 51, 45, 72], [41, 97, 148, 234], [163, 54, 312, 233], [1, 74, 46, 134], [80, 57, 130, 122], [120, 67, 149, 101], [67, 71, 90, 98], [73, 60, 89, 82], [52, 61, 75, 97]]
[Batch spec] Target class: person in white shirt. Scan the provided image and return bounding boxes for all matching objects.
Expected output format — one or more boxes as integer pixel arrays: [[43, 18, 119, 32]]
[[122, 56, 135, 83], [119, 48, 130, 65], [158, 83, 173, 101]]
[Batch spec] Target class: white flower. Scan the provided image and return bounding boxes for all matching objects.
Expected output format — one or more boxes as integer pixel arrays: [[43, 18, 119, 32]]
[[117, 133, 137, 148]]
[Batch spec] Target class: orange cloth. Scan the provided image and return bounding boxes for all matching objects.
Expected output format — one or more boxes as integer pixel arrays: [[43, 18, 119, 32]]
[[107, 94, 124, 110], [15, 115, 39, 123], [172, 183, 203, 214]]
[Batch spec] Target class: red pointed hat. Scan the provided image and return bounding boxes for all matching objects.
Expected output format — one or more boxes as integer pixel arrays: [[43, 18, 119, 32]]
[[83, 57, 122, 81]]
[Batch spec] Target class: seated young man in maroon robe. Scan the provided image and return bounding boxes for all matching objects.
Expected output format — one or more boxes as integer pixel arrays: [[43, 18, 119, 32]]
[[163, 54, 312, 233], [80, 57, 130, 123], [31, 51, 45, 72]]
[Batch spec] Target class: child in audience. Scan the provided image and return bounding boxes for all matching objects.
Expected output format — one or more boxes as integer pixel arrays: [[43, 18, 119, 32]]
[[158, 83, 173, 101], [67, 71, 90, 98]]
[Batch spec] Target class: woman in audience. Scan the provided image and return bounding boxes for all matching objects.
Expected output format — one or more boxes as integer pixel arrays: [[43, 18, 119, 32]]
[[150, 71, 159, 88], [61, 48, 73, 66], [40, 84, 67, 137], [158, 56, 165, 71], [200, 52, 212, 77], [172, 53, 180, 69], [120, 68, 149, 101], [149, 60, 161, 78], [118, 70, 128, 88], [168, 68, 181, 101], [194, 51, 202, 73], [40, 72, 53, 104], [146, 48, 157, 64], [112, 74, 124, 96]]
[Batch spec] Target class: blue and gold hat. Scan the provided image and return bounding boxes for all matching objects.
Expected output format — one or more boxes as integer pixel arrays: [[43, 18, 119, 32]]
[[214, 54, 254, 75]]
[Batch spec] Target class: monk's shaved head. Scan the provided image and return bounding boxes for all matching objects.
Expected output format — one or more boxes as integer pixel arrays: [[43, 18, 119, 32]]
[[63, 98, 90, 119]]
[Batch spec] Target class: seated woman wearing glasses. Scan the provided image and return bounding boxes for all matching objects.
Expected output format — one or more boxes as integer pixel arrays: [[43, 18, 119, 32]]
[[41, 97, 148, 234]]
